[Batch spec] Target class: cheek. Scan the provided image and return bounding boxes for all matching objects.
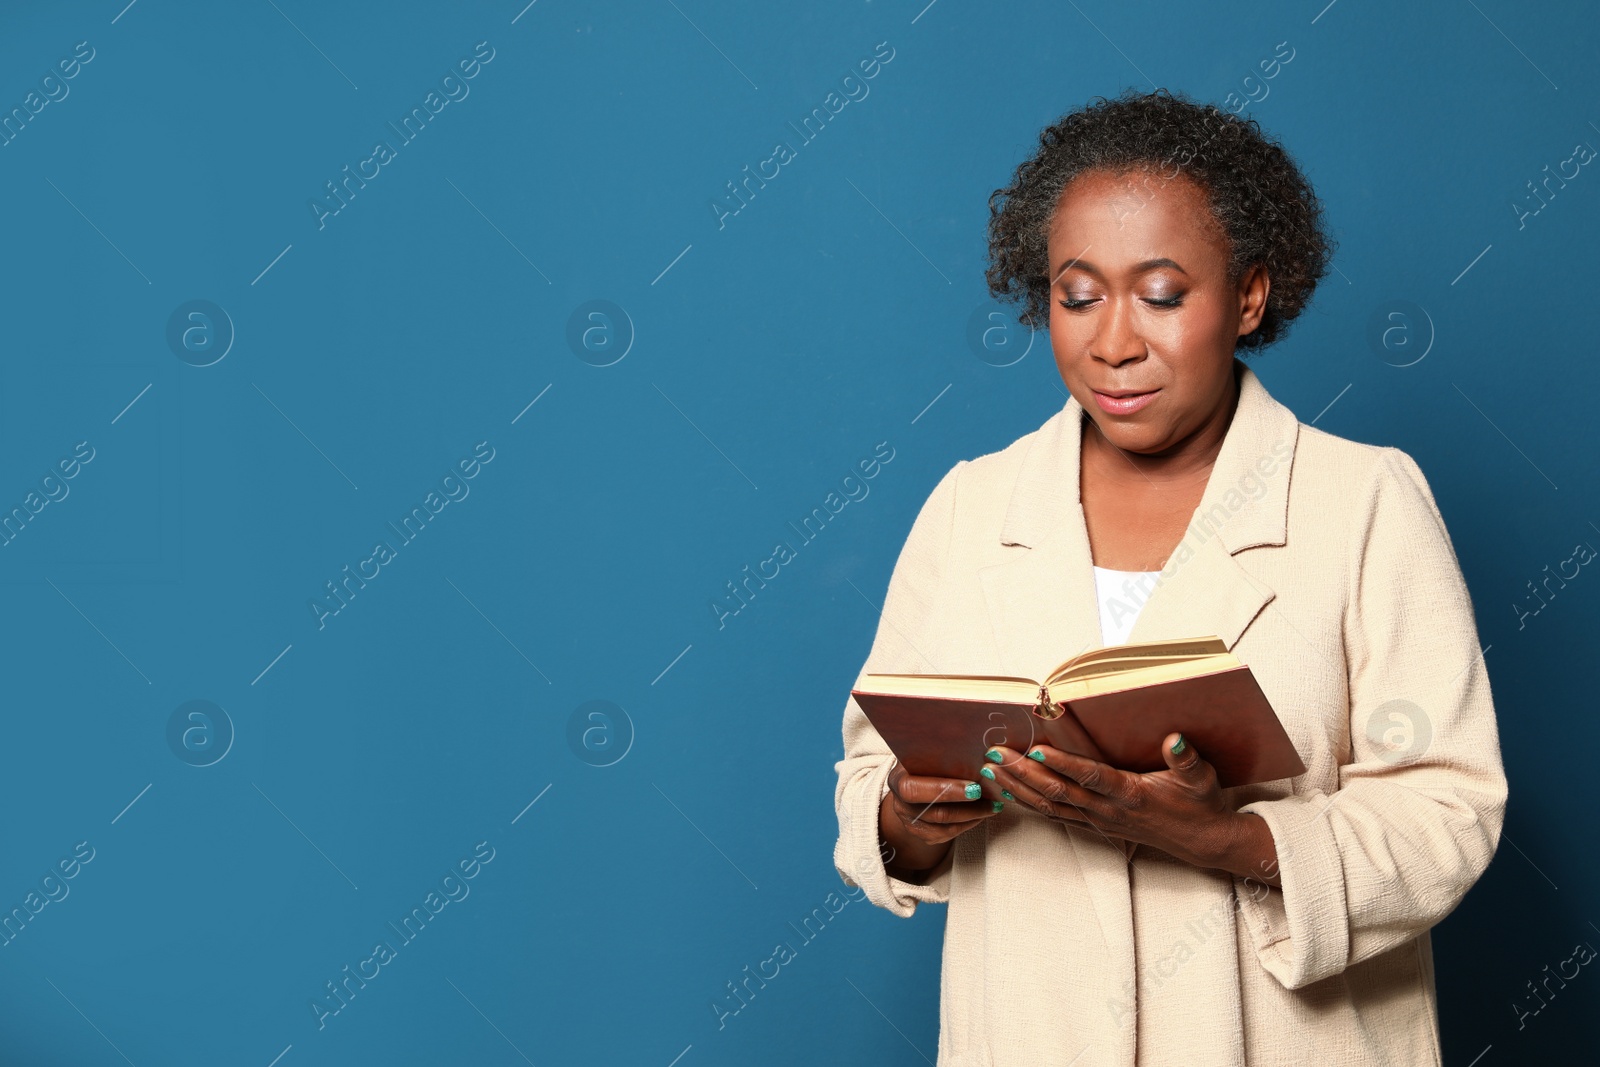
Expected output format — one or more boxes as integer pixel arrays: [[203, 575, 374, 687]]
[[1048, 328, 1082, 382], [1152, 302, 1233, 363], [1048, 306, 1089, 356], [1152, 305, 1207, 344], [1183, 296, 1235, 339]]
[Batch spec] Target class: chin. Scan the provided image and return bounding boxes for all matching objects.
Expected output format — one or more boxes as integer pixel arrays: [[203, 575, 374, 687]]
[[1090, 420, 1145, 448], [1109, 433, 1163, 455]]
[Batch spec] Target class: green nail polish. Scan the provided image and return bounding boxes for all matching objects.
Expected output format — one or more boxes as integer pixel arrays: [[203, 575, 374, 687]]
[[1171, 735, 1187, 755], [964, 782, 982, 800], [1027, 749, 1046, 762], [979, 766, 996, 781], [985, 749, 1004, 763], [992, 800, 1005, 813], [1002, 791, 1015, 801]]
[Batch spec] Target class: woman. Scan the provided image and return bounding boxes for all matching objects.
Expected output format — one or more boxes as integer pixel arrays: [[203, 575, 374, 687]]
[[832, 88, 1507, 1066]]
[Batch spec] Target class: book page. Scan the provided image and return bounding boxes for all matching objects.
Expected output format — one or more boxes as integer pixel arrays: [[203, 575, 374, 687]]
[[1050, 654, 1219, 684], [856, 674, 1042, 704], [1045, 636, 1229, 687], [1051, 655, 1237, 700]]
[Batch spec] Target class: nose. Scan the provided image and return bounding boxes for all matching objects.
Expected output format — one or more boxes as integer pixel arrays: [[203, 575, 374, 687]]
[[1090, 295, 1147, 367]]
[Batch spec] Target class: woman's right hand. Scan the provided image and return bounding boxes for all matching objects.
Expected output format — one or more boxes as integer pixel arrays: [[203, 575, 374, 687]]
[[878, 761, 1002, 873]]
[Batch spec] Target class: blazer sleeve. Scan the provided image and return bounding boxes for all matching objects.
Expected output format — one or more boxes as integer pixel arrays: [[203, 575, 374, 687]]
[[832, 460, 965, 917], [1233, 446, 1509, 990]]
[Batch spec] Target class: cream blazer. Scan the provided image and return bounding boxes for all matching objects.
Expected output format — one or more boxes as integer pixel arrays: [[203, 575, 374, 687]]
[[833, 360, 1507, 1066]]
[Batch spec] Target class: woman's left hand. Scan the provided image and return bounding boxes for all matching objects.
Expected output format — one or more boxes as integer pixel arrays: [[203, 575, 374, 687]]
[[981, 734, 1274, 881]]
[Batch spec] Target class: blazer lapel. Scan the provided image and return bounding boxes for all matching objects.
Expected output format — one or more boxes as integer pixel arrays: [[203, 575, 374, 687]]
[[1126, 361, 1299, 648], [975, 466, 1102, 683]]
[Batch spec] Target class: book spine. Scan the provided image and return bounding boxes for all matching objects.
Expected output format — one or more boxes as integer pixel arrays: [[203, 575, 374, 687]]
[[1036, 685, 1064, 720]]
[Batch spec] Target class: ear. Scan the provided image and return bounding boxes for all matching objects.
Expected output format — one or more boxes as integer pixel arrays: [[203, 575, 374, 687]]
[[1236, 264, 1271, 339]]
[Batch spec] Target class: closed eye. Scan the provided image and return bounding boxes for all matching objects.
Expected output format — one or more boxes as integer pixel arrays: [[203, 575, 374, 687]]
[[1058, 296, 1185, 311]]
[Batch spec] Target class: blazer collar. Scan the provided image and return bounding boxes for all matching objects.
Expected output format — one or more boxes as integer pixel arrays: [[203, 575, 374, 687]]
[[977, 359, 1301, 681]]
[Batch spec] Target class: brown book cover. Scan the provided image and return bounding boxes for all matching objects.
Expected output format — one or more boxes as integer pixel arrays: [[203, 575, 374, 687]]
[[851, 641, 1306, 789]]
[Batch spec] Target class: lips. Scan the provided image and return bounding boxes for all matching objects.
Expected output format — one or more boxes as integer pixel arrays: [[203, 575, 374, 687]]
[[1090, 387, 1159, 415]]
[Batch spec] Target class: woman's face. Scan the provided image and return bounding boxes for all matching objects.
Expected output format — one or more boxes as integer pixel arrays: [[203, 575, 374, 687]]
[[1046, 167, 1268, 455]]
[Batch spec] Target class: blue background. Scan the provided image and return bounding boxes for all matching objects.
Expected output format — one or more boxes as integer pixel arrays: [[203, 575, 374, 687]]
[[0, 0, 1595, 1063]]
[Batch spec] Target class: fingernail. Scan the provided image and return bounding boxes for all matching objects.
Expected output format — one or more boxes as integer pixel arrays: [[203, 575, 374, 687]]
[[1171, 735, 1186, 755], [985, 749, 1003, 763], [1027, 749, 1046, 762], [991, 800, 1005, 813], [979, 766, 996, 781], [1002, 791, 1015, 801], [964, 782, 982, 800]]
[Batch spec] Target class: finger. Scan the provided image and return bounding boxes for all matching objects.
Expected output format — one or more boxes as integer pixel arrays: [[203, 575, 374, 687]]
[[903, 761, 1008, 817], [893, 796, 998, 826], [890, 772, 986, 807], [966, 768, 1013, 813], [979, 748, 1095, 823], [1019, 744, 1137, 801], [1161, 732, 1203, 775], [890, 778, 1005, 824], [973, 746, 1048, 808], [898, 816, 992, 846], [971, 747, 1030, 806], [989, 744, 1123, 808], [980, 751, 1146, 857], [978, 744, 1038, 776]]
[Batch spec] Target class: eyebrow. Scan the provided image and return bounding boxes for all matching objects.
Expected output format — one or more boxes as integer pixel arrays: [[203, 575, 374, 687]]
[[1054, 256, 1188, 279]]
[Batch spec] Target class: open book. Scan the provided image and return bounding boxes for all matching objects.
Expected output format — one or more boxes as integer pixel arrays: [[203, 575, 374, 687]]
[[851, 636, 1305, 789]]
